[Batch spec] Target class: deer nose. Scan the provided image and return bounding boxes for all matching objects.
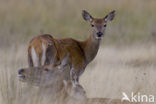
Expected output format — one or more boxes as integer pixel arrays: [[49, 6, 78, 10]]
[[97, 32, 103, 37], [18, 69, 24, 74]]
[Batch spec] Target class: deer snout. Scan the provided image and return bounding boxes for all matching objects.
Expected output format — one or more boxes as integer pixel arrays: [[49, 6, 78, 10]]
[[96, 32, 103, 37], [18, 69, 24, 75], [18, 68, 26, 80]]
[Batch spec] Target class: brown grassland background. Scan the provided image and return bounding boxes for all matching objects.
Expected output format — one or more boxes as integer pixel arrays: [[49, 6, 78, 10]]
[[0, 0, 156, 104]]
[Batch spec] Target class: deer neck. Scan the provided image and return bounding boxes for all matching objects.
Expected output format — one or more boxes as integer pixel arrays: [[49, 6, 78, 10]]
[[82, 33, 101, 64]]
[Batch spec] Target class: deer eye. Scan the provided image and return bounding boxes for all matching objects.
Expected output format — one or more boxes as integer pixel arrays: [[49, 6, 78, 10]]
[[91, 24, 94, 27], [104, 24, 107, 27]]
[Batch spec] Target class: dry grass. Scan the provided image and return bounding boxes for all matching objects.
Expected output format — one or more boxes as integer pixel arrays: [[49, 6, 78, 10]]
[[81, 45, 156, 99], [1, 44, 156, 104], [1, 0, 156, 104]]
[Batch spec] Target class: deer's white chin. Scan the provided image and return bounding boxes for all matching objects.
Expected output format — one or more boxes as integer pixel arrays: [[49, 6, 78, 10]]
[[18, 75, 25, 78], [95, 36, 103, 40]]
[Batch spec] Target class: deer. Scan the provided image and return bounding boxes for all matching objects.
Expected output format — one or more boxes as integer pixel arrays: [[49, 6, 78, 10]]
[[27, 10, 116, 86], [18, 55, 87, 104]]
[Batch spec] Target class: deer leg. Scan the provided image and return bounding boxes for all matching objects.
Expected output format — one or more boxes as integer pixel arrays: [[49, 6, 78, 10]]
[[70, 68, 79, 86], [45, 44, 58, 66], [28, 52, 33, 67], [45, 45, 53, 65]]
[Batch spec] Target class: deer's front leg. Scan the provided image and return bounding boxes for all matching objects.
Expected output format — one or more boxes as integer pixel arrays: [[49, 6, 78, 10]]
[[70, 68, 80, 86], [28, 52, 33, 67]]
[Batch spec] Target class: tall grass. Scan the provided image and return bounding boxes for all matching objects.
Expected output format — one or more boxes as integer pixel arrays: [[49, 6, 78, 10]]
[[1, 45, 156, 104]]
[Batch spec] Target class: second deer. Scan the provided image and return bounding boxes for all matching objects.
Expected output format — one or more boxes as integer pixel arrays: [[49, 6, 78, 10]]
[[18, 55, 87, 104]]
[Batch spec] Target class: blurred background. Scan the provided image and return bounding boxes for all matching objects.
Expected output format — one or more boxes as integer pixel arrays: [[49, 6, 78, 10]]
[[1, 0, 156, 104], [0, 0, 156, 47]]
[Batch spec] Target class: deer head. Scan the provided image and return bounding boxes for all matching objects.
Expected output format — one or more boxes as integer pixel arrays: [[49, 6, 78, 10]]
[[18, 54, 87, 100], [82, 10, 116, 39], [18, 54, 70, 86]]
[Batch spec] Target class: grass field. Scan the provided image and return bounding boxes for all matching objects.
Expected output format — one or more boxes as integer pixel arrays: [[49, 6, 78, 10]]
[[1, 44, 156, 104], [0, 0, 156, 104]]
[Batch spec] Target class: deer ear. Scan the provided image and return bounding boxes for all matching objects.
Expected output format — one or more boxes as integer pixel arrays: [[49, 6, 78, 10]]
[[60, 53, 70, 67], [82, 10, 93, 22], [104, 10, 116, 22]]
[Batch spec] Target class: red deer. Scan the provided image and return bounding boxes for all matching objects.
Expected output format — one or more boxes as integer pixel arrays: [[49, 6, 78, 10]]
[[27, 10, 116, 85], [18, 55, 87, 103]]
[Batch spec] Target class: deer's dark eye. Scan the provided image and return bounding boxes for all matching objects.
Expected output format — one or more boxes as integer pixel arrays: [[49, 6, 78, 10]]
[[104, 24, 107, 27], [91, 24, 94, 27]]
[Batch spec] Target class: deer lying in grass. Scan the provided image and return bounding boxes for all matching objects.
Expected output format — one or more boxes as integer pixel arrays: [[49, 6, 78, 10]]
[[18, 55, 87, 103], [27, 10, 116, 85]]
